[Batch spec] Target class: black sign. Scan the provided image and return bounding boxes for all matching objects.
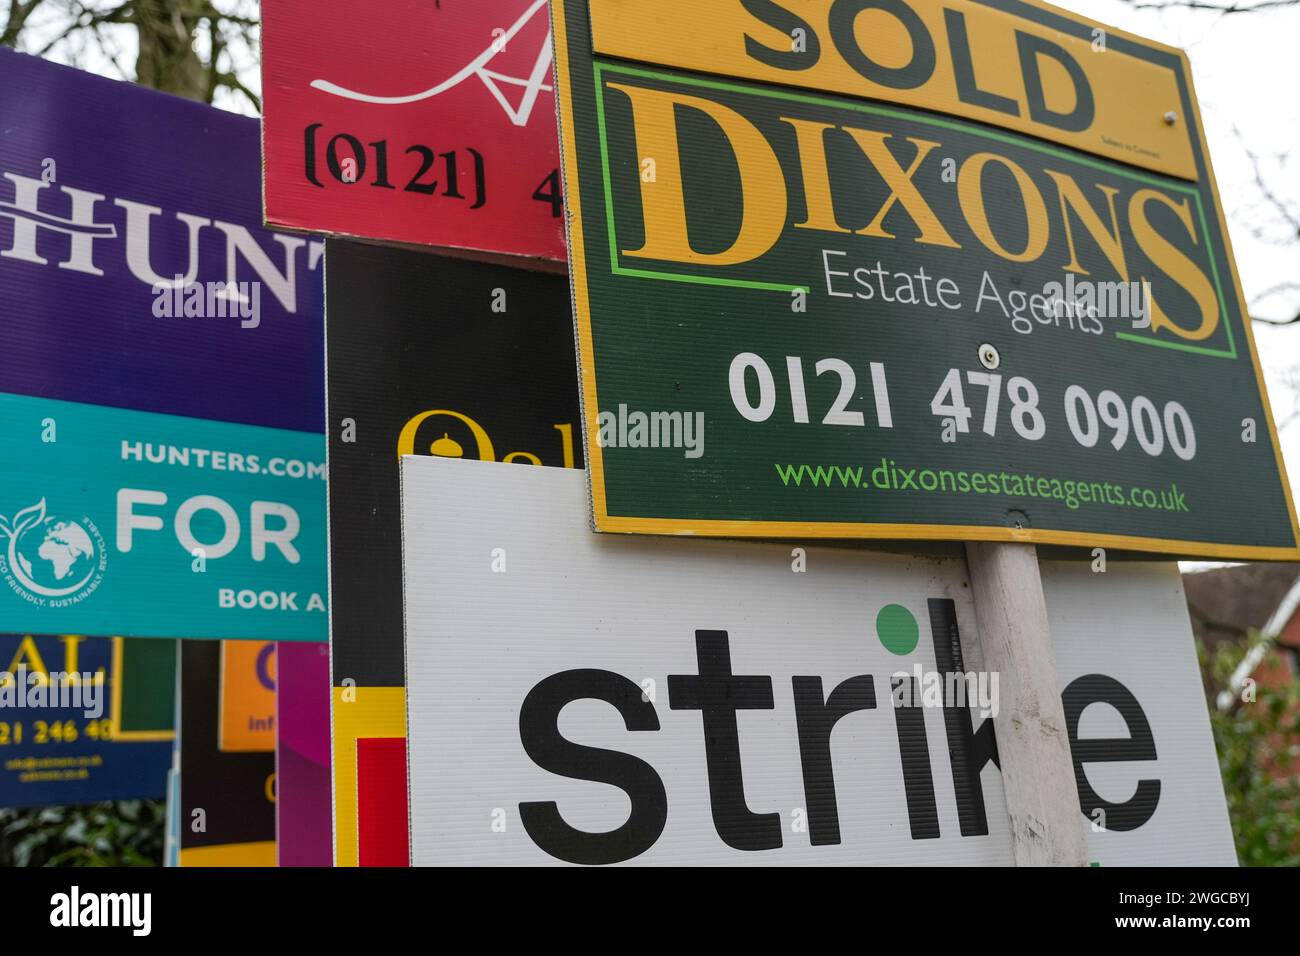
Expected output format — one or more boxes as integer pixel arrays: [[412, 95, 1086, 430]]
[[325, 240, 583, 687], [178, 640, 275, 862]]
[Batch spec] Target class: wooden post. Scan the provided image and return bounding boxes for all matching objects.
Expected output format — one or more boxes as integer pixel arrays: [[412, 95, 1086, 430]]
[[965, 541, 1089, 866]]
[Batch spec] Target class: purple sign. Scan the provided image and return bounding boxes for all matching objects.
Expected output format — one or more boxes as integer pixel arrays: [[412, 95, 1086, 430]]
[[0, 51, 327, 641], [275, 641, 331, 866], [0, 49, 323, 433]]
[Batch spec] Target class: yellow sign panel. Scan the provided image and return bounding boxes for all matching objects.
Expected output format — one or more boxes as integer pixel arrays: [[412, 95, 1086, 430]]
[[588, 0, 1197, 180], [331, 686, 406, 867], [218, 641, 276, 753], [178, 841, 276, 867]]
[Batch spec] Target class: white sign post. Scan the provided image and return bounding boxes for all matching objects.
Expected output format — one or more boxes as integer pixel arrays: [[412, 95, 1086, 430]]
[[967, 543, 1089, 866]]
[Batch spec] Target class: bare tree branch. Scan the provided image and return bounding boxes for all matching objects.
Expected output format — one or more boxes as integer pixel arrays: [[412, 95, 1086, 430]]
[[2, 0, 52, 47], [33, 1, 132, 59], [1252, 281, 1300, 303], [87, 10, 131, 80], [1121, 0, 1299, 12], [1254, 311, 1300, 326], [3, 0, 262, 109], [1236, 128, 1300, 238]]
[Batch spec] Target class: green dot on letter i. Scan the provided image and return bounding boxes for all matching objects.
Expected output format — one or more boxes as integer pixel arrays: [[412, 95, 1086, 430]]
[[876, 604, 919, 656]]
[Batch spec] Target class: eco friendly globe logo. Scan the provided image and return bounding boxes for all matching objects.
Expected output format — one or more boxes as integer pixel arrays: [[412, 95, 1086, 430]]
[[0, 498, 106, 601]]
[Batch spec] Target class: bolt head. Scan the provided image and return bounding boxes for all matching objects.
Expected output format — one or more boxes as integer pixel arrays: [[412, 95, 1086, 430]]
[[978, 343, 1000, 370]]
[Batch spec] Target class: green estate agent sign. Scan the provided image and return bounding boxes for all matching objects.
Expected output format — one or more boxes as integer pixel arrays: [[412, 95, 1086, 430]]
[[551, 0, 1300, 559]]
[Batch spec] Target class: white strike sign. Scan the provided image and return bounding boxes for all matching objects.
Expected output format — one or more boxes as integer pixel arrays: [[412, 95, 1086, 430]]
[[400, 457, 1234, 866]]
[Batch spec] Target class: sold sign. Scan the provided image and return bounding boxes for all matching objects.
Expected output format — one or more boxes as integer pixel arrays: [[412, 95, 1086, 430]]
[[551, 0, 1299, 559]]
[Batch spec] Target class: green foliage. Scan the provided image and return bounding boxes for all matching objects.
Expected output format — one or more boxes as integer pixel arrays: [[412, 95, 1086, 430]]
[[1200, 634, 1300, 867], [0, 800, 164, 867]]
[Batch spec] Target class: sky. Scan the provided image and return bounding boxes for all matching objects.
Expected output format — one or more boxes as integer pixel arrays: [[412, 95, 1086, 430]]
[[18, 0, 1300, 564]]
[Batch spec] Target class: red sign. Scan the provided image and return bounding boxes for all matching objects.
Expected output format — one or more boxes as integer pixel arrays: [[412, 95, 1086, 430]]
[[261, 0, 565, 262], [357, 738, 410, 868]]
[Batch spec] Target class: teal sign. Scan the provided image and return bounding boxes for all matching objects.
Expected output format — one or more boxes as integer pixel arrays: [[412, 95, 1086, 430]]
[[0, 394, 326, 640]]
